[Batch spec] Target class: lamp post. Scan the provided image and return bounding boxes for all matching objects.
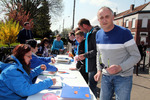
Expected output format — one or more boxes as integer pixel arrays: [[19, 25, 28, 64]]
[[62, 16, 70, 37], [62, 16, 70, 31], [72, 0, 76, 30], [63, 19, 65, 33]]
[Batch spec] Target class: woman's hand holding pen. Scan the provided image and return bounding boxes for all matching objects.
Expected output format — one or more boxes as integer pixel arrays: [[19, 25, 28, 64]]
[[40, 64, 46, 71], [51, 78, 56, 85], [51, 58, 55, 64]]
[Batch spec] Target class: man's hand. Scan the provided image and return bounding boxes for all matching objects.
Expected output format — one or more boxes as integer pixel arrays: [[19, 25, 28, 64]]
[[51, 58, 55, 64], [94, 70, 101, 82], [74, 56, 80, 61], [40, 64, 46, 70], [106, 65, 122, 75], [69, 68, 77, 70], [59, 49, 64, 52], [78, 54, 85, 60]]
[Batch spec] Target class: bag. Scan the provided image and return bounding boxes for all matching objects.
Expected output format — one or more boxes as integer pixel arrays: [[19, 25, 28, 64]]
[[0, 56, 16, 73]]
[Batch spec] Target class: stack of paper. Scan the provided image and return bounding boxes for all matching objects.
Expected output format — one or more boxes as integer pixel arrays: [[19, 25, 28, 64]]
[[56, 57, 71, 64], [55, 55, 71, 64]]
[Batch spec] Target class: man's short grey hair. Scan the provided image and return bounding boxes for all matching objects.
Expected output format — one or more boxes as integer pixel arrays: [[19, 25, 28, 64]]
[[98, 6, 114, 15]]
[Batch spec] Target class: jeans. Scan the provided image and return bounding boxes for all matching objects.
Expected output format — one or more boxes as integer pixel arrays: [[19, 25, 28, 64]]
[[88, 70, 97, 98], [100, 75, 133, 100]]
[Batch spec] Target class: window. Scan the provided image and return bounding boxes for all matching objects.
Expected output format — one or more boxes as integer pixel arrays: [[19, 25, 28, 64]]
[[126, 20, 129, 28], [142, 17, 148, 28], [140, 32, 148, 43], [132, 18, 136, 28], [140, 32, 148, 36], [131, 32, 135, 38]]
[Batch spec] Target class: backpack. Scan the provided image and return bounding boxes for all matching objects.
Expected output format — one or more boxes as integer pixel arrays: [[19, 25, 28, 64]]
[[0, 56, 16, 74]]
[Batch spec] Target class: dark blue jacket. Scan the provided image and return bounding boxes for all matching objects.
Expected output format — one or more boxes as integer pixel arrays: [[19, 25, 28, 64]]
[[17, 28, 34, 44]]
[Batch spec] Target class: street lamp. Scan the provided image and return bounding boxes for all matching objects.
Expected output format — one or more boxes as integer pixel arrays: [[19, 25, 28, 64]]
[[62, 16, 70, 38], [72, 0, 76, 30], [62, 16, 70, 33]]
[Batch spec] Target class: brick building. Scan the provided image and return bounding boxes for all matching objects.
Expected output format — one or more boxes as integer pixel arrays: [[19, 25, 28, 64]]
[[114, 2, 150, 47]]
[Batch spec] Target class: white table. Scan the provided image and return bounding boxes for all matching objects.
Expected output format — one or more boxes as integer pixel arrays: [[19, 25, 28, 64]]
[[27, 55, 97, 100]]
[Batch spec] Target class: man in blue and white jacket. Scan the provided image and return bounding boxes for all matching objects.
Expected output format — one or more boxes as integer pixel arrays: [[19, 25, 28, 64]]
[[94, 7, 141, 100]]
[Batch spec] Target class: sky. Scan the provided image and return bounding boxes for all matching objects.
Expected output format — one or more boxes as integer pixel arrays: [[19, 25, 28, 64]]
[[0, 0, 149, 32], [50, 0, 150, 32]]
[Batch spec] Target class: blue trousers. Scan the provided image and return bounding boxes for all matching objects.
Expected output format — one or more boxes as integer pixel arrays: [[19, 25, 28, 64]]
[[100, 75, 133, 100]]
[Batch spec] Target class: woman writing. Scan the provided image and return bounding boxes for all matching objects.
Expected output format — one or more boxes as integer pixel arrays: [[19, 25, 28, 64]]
[[0, 44, 56, 100]]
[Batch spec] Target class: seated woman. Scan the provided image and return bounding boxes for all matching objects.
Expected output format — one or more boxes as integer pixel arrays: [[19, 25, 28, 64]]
[[37, 38, 50, 57], [51, 34, 65, 55], [0, 44, 56, 100], [26, 39, 57, 72]]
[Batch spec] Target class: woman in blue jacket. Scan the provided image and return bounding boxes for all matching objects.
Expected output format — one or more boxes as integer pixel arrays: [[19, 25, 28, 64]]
[[0, 44, 56, 100], [26, 39, 57, 72]]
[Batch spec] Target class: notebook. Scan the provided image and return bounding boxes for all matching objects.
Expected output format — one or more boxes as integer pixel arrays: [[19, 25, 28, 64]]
[[37, 75, 62, 89], [40, 71, 56, 76]]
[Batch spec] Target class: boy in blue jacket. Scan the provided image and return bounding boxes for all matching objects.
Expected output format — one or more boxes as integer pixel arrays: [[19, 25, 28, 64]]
[[26, 39, 57, 72], [51, 34, 65, 54]]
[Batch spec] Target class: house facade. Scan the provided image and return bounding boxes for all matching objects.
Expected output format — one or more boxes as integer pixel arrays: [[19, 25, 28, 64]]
[[114, 2, 150, 47]]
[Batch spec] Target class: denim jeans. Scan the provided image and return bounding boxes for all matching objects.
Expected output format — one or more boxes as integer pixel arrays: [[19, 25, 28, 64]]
[[100, 75, 133, 100], [88, 70, 97, 98]]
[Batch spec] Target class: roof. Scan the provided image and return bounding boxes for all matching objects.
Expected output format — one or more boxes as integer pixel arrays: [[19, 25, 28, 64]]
[[115, 2, 150, 19]]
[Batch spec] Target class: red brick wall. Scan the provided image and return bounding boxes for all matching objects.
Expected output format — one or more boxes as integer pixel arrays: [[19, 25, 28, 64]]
[[114, 18, 150, 46]]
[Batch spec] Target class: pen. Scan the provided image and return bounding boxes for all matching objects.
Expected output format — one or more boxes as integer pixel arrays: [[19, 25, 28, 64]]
[[79, 60, 84, 64]]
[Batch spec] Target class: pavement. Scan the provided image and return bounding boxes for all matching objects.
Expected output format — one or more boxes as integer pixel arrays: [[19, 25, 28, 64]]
[[97, 52, 150, 100]]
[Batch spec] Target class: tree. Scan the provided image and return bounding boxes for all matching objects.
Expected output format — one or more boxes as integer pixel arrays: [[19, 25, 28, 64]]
[[0, 19, 22, 44], [53, 30, 59, 36], [0, 0, 64, 32], [7, 3, 33, 27], [33, 0, 51, 38], [48, 0, 63, 19], [0, 0, 43, 19], [61, 28, 71, 39]]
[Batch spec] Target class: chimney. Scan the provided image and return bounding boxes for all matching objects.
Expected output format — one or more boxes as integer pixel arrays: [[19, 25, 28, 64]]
[[130, 4, 134, 11], [114, 12, 116, 17]]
